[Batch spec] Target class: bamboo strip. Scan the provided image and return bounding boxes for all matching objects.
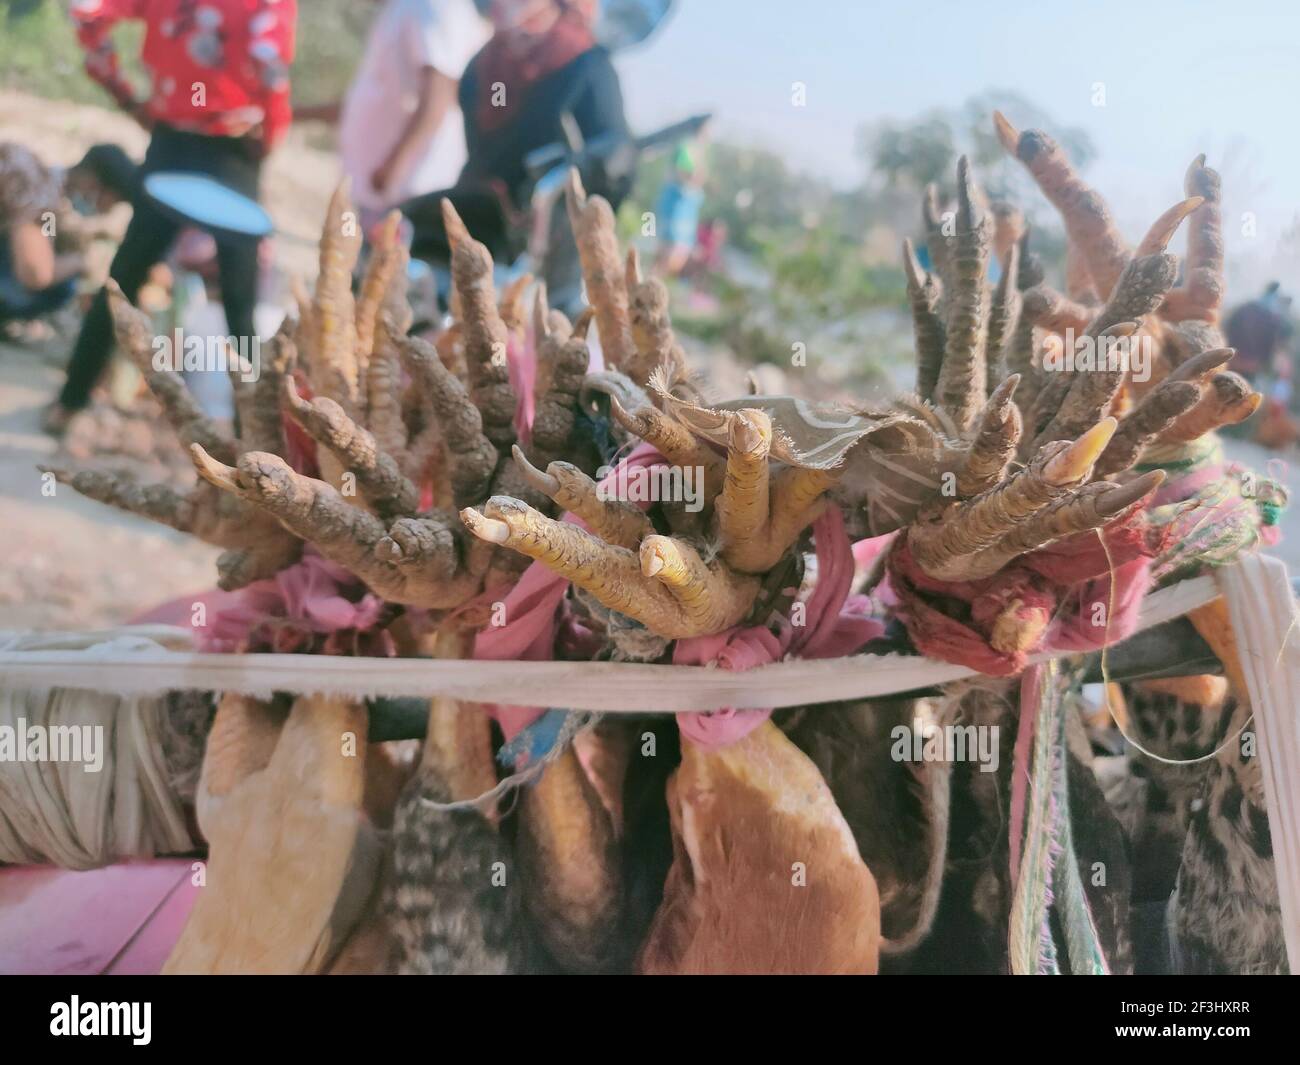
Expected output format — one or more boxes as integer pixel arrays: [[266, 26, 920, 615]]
[[1219, 556, 1300, 972], [0, 576, 1218, 713]]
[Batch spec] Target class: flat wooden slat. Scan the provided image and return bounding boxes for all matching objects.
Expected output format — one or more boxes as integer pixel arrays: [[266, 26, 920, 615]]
[[1219, 556, 1300, 972], [0, 577, 1220, 713]]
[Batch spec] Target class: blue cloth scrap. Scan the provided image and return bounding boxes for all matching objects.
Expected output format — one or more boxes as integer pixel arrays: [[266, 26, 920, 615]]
[[498, 708, 571, 769]]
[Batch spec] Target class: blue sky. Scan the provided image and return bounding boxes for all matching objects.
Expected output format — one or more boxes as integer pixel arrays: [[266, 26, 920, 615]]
[[616, 0, 1300, 287]]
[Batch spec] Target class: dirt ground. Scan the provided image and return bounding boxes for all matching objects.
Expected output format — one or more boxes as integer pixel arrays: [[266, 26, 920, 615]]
[[1, 90, 341, 630], [0, 339, 221, 629]]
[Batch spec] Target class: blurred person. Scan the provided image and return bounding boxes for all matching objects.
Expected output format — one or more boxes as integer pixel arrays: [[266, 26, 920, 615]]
[[0, 142, 136, 328], [655, 123, 710, 276], [46, 0, 298, 434], [1225, 282, 1296, 445], [296, 0, 490, 233], [405, 0, 630, 263], [680, 216, 726, 286], [55, 144, 142, 281], [1225, 281, 1292, 383], [62, 143, 139, 221]]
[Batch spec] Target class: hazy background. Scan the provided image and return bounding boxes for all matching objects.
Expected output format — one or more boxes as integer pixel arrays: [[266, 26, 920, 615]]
[[616, 0, 1300, 289], [2, 0, 1297, 377], [3, 0, 1299, 627]]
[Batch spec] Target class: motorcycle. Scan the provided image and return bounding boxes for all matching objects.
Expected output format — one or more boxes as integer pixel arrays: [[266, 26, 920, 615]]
[[402, 111, 710, 322], [396, 0, 698, 318]]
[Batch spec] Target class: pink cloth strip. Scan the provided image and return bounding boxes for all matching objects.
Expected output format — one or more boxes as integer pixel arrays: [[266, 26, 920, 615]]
[[133, 549, 395, 656], [888, 510, 1161, 675], [473, 443, 665, 740], [473, 454, 884, 748], [675, 506, 883, 749]]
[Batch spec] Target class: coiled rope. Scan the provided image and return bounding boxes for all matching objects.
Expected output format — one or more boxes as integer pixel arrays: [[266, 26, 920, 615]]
[[0, 629, 200, 869]]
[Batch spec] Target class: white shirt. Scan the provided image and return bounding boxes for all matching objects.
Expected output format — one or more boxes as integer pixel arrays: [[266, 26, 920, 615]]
[[339, 0, 489, 211]]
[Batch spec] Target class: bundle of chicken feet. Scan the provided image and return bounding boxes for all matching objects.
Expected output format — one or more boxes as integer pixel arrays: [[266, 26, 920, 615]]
[[39, 123, 1284, 975]]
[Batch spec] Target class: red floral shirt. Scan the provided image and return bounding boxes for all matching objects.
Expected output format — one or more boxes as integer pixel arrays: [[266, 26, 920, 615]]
[[70, 0, 298, 151]]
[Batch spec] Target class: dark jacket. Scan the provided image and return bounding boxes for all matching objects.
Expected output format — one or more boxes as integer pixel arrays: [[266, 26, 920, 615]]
[[458, 45, 630, 209], [404, 45, 629, 264]]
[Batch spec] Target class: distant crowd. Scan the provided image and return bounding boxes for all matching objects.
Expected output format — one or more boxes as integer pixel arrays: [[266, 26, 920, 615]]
[[1, 0, 639, 435]]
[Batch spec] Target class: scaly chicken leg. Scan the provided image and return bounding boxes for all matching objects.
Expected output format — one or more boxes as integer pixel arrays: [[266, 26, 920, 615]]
[[165, 694, 369, 974]]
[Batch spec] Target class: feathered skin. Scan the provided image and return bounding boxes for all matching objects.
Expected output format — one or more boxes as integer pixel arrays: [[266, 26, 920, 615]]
[[1116, 678, 1284, 974], [1171, 711, 1287, 975], [1115, 680, 1230, 912], [158, 689, 218, 807], [370, 693, 525, 975], [1168, 602, 1287, 974], [385, 779, 520, 974], [517, 746, 624, 971], [840, 687, 1135, 976], [782, 698, 950, 957]]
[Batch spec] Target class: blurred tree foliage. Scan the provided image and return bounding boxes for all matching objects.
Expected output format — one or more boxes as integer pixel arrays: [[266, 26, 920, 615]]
[[624, 139, 906, 380], [859, 89, 1094, 199], [856, 88, 1096, 273], [621, 90, 1094, 385], [0, 0, 138, 103]]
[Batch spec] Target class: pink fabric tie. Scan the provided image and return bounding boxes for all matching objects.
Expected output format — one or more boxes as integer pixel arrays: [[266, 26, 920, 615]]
[[132, 548, 393, 656], [886, 509, 1161, 675], [674, 506, 883, 749], [473, 444, 665, 739], [474, 454, 884, 748]]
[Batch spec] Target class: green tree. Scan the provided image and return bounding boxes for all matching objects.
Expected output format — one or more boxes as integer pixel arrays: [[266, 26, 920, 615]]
[[856, 90, 1096, 280], [859, 88, 1093, 203], [860, 113, 956, 193]]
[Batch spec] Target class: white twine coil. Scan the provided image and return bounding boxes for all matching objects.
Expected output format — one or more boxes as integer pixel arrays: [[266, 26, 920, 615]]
[[0, 629, 200, 869]]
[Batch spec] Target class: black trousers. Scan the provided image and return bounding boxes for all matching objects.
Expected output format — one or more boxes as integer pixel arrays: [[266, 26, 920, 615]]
[[59, 125, 263, 411], [404, 182, 510, 266]]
